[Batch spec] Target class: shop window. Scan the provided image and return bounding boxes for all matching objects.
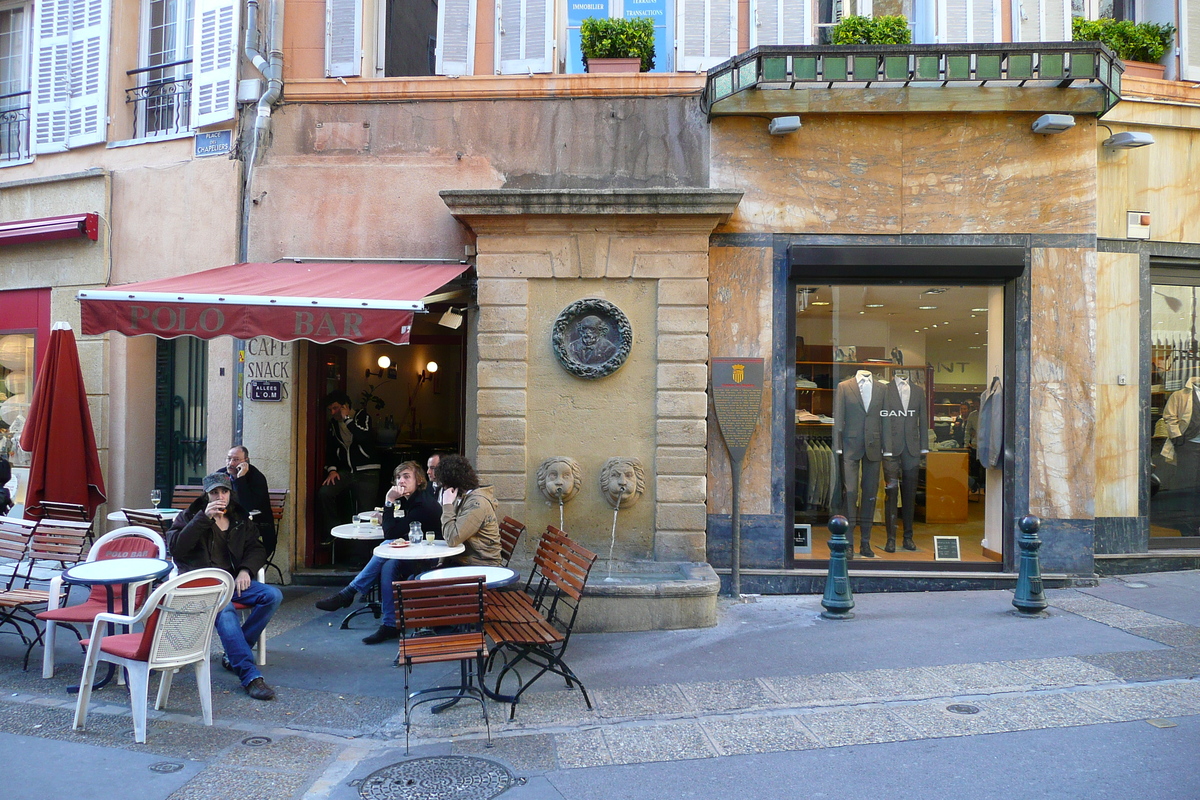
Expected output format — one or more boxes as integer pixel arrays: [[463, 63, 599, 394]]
[[0, 331, 34, 465], [792, 284, 1003, 566], [0, 1, 31, 162], [1148, 277, 1200, 549]]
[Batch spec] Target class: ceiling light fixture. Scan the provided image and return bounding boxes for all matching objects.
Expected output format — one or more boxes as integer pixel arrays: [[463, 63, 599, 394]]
[[971, 308, 987, 312], [918, 306, 938, 310], [866, 303, 884, 308]]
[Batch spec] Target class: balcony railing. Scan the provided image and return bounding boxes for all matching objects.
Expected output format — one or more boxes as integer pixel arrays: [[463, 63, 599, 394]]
[[126, 59, 193, 138], [0, 91, 30, 162], [701, 42, 1123, 118]]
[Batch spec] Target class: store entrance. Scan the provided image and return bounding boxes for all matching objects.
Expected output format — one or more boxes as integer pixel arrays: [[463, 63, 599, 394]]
[[791, 283, 1004, 569], [302, 315, 466, 569]]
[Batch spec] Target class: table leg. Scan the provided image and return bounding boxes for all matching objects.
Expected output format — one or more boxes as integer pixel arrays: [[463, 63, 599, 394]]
[[68, 585, 119, 694]]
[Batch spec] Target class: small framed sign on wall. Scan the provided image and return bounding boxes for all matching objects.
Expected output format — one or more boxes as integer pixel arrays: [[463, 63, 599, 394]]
[[933, 536, 962, 562]]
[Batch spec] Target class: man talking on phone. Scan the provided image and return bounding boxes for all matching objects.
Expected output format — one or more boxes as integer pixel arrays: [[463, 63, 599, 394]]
[[167, 472, 282, 700]]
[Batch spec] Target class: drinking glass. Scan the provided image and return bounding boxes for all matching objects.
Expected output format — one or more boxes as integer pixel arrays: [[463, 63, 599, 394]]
[[150, 489, 161, 509]]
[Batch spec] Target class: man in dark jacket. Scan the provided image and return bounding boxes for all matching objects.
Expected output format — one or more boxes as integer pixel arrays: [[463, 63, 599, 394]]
[[220, 445, 276, 558], [167, 471, 281, 700], [317, 390, 381, 542]]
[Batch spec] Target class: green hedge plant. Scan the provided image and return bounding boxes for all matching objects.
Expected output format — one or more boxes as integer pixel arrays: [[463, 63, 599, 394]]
[[580, 17, 656, 72], [830, 15, 912, 45], [1072, 16, 1175, 63]]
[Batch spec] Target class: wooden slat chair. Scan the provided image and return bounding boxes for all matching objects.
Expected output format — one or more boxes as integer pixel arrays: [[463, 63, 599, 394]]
[[38, 526, 167, 678], [0, 518, 39, 643], [170, 485, 205, 512], [262, 489, 288, 583], [498, 516, 526, 567], [123, 508, 171, 535], [394, 575, 490, 753], [484, 530, 598, 719], [1, 518, 90, 667], [38, 502, 96, 545]]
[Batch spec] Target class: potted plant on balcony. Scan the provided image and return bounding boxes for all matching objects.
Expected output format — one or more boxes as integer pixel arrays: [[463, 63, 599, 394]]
[[830, 15, 912, 45], [580, 17, 656, 73], [1072, 17, 1176, 79]]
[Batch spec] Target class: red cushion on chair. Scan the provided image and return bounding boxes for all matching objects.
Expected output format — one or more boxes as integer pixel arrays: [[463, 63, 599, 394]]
[[37, 598, 110, 623], [91, 632, 147, 660]]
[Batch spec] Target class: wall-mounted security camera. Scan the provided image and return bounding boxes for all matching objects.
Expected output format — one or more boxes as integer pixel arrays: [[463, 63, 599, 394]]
[[1031, 114, 1075, 134], [768, 116, 802, 135]]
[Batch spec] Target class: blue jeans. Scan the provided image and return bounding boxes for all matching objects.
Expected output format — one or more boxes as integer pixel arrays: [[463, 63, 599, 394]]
[[216, 580, 282, 686], [374, 555, 436, 627]]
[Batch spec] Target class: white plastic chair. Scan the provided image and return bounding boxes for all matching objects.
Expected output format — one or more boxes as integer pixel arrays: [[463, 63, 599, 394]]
[[72, 568, 234, 743], [39, 526, 167, 678]]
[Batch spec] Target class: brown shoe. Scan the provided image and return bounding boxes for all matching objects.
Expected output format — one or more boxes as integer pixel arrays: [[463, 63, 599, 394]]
[[245, 677, 276, 701]]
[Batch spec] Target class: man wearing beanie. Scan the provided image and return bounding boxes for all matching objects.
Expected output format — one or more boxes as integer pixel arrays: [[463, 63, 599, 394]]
[[167, 471, 282, 700]]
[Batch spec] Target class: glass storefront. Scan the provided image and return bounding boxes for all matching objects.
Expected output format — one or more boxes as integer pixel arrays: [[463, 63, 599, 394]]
[[792, 283, 1003, 567], [1148, 272, 1200, 548], [0, 331, 35, 466]]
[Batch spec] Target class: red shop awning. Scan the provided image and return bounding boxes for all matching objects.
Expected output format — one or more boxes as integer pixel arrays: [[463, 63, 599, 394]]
[[77, 262, 471, 345], [0, 213, 99, 246]]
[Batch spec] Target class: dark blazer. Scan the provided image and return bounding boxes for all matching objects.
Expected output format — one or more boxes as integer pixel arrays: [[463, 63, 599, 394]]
[[882, 379, 928, 458], [833, 375, 885, 461], [167, 496, 266, 577]]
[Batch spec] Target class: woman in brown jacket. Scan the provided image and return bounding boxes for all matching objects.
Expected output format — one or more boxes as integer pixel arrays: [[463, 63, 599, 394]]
[[437, 454, 501, 566]]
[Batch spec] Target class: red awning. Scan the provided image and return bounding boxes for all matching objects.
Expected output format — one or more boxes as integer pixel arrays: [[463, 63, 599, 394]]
[[0, 213, 99, 246], [77, 262, 471, 345]]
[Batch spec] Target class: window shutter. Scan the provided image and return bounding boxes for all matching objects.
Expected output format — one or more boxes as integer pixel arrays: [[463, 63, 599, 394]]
[[326, 0, 362, 77], [190, 0, 239, 128], [940, 0, 998, 42], [1014, 0, 1069, 42], [33, 0, 109, 152], [495, 0, 553, 74], [436, 0, 476, 75], [1185, 0, 1200, 81], [750, 0, 809, 47], [677, 0, 738, 71]]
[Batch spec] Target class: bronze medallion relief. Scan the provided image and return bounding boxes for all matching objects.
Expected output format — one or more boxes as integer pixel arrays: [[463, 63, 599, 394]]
[[551, 298, 632, 379]]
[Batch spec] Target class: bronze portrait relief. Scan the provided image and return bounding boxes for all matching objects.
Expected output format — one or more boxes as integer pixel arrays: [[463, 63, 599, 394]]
[[552, 298, 632, 379]]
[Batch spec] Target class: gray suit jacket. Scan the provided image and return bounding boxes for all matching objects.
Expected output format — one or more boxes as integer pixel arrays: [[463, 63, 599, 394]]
[[977, 377, 1004, 468], [882, 379, 928, 458], [833, 376, 885, 461]]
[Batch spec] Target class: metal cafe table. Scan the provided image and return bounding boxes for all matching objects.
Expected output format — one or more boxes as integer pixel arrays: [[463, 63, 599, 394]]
[[417, 565, 519, 589], [61, 557, 174, 692]]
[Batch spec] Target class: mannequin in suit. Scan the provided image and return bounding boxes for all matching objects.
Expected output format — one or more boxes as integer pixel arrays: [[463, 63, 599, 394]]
[[882, 375, 928, 552], [833, 370, 886, 557]]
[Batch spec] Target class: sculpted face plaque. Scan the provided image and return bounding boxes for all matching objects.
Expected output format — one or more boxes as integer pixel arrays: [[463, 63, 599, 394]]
[[552, 299, 632, 379]]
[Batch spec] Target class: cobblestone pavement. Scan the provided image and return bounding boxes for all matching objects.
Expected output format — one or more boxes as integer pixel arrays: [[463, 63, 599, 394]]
[[2, 577, 1198, 798]]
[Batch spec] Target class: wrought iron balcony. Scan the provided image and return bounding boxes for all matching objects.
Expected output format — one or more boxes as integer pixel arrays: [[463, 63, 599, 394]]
[[701, 42, 1123, 118], [126, 60, 193, 138], [0, 91, 30, 162]]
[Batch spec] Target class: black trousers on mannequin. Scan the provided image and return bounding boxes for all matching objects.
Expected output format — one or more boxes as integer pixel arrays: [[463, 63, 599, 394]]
[[1174, 440, 1200, 536], [884, 452, 919, 545], [841, 456, 881, 549]]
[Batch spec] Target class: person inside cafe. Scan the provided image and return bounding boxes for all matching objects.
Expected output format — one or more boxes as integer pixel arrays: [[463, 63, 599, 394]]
[[317, 390, 381, 544], [219, 445, 276, 559], [422, 452, 442, 502], [167, 472, 282, 701], [314, 461, 441, 644]]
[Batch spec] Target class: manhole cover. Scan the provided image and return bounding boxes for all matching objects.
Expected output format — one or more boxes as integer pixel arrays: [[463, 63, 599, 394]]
[[946, 704, 981, 715], [241, 736, 272, 747], [149, 762, 184, 774], [1124, 581, 1149, 589], [359, 756, 516, 800]]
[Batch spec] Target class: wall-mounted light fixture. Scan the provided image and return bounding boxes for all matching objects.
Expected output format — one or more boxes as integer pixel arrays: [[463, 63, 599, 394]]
[[366, 354, 397, 380], [1099, 123, 1154, 149], [417, 361, 439, 386], [768, 116, 801, 135], [438, 308, 464, 329], [1031, 114, 1075, 134]]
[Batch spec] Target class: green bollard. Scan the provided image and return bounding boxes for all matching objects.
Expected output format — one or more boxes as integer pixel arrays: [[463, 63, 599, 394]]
[[821, 515, 855, 620], [1012, 514, 1048, 615]]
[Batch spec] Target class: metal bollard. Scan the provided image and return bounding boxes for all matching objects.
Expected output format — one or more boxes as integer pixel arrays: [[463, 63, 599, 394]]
[[821, 515, 855, 620], [1012, 514, 1048, 615]]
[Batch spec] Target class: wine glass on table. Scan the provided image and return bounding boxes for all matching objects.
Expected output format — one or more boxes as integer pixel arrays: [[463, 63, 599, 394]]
[[150, 489, 161, 512]]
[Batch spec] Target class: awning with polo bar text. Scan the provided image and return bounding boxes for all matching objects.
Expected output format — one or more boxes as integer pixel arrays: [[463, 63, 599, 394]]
[[78, 262, 471, 344]]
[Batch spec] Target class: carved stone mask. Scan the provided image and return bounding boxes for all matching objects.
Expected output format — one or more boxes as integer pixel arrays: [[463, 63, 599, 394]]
[[599, 457, 645, 509], [536, 457, 581, 503]]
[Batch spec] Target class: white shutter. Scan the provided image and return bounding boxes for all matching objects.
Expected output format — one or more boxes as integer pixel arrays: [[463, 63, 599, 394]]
[[1013, 0, 1070, 42], [495, 0, 553, 74], [678, 0, 738, 71], [436, 0, 476, 75], [33, 0, 108, 152], [190, 0, 239, 128], [1185, 0, 1200, 81], [940, 0, 999, 42], [750, 0, 809, 47], [326, 0, 361, 76]]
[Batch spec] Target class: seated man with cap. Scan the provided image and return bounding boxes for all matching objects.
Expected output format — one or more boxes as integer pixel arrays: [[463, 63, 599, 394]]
[[167, 471, 282, 701]]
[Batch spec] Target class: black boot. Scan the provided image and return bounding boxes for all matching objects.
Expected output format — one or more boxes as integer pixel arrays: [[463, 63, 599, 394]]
[[884, 535, 896, 553], [362, 625, 399, 645], [859, 532, 876, 558], [902, 534, 917, 551], [315, 589, 356, 611]]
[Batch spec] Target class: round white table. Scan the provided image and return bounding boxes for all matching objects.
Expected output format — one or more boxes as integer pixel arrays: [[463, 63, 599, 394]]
[[418, 565, 519, 588], [331, 522, 386, 541], [372, 540, 465, 561], [106, 508, 180, 523]]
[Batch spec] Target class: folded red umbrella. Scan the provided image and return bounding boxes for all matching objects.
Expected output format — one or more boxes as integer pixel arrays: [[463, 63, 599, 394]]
[[19, 322, 106, 519]]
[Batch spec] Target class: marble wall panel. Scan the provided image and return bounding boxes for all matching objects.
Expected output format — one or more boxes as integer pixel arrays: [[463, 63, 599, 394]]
[[707, 246, 775, 516], [1028, 248, 1096, 520], [1096, 121, 1200, 244], [1095, 252, 1140, 519]]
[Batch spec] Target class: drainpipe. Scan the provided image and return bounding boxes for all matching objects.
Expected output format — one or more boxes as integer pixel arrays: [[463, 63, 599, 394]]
[[255, 0, 285, 138]]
